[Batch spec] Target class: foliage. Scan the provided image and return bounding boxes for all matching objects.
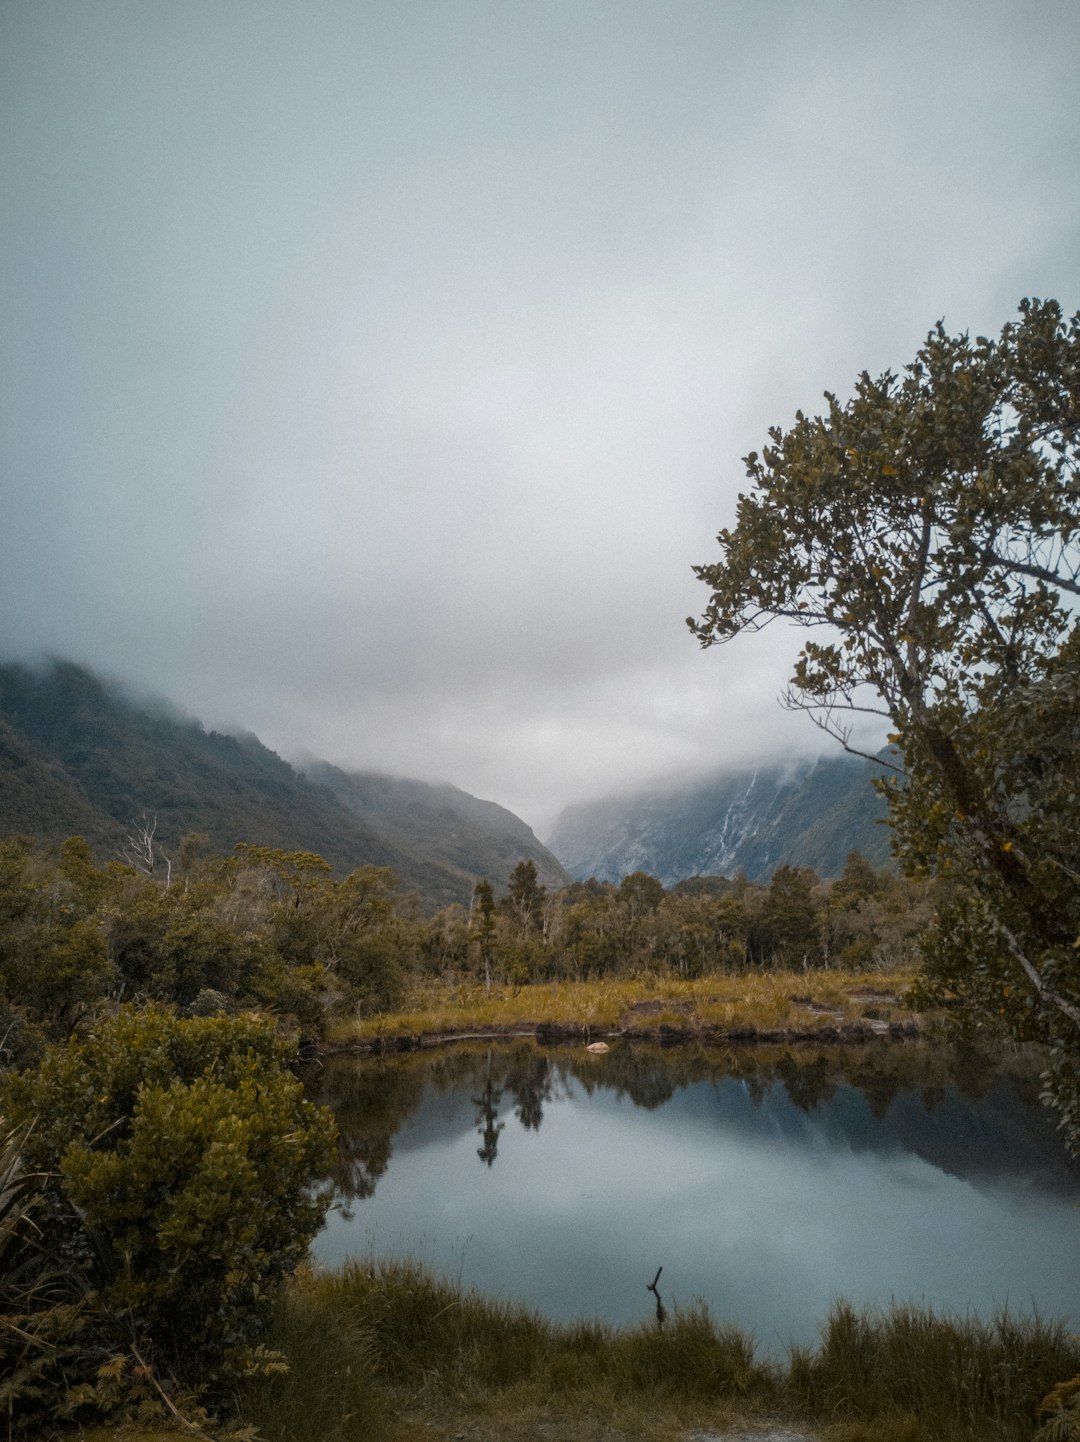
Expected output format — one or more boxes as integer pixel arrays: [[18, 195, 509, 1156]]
[[229, 1257, 1080, 1442], [691, 297, 1080, 1143], [0, 1118, 95, 1431], [750, 865, 822, 969], [0, 837, 421, 1047], [472, 877, 497, 994], [1036, 1374, 1080, 1441], [2, 1008, 337, 1402], [0, 835, 119, 1042], [502, 858, 547, 936]]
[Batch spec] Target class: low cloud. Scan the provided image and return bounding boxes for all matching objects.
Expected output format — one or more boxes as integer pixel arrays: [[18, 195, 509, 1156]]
[[2, 0, 1077, 832]]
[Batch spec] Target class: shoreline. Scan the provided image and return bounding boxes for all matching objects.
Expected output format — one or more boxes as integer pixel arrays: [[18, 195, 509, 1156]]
[[327, 1015, 923, 1055]]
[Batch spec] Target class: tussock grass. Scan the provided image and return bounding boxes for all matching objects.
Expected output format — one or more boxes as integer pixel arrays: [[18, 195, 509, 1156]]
[[228, 1261, 1080, 1442], [605, 1305, 768, 1400], [327, 969, 919, 1048], [232, 1265, 384, 1442], [791, 1299, 1080, 1437]]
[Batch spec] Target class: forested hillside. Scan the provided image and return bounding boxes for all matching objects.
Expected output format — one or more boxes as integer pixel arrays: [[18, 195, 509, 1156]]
[[0, 660, 567, 909], [310, 762, 567, 896]]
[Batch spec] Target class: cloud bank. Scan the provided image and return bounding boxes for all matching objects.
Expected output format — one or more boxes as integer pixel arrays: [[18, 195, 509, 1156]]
[[2, 0, 1078, 832]]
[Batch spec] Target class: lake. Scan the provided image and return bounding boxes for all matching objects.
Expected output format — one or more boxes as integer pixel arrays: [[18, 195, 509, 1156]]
[[308, 1040, 1080, 1354]]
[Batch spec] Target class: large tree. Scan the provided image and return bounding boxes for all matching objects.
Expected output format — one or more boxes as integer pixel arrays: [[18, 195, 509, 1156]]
[[690, 298, 1080, 1144]]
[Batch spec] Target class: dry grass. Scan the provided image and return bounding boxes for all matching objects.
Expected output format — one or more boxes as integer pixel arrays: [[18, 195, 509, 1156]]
[[325, 970, 920, 1049]]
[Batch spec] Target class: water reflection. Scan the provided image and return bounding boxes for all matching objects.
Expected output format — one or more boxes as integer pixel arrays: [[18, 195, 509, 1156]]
[[309, 1041, 1080, 1350], [472, 1051, 504, 1166]]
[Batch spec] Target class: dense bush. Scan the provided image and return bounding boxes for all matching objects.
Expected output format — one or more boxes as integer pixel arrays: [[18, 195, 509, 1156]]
[[1, 1008, 336, 1422]]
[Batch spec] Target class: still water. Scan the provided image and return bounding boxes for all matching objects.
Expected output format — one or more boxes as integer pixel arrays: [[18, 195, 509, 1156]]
[[309, 1042, 1080, 1353]]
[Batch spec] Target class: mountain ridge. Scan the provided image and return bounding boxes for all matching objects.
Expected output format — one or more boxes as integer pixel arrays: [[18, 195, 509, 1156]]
[[546, 752, 893, 886], [0, 659, 568, 910]]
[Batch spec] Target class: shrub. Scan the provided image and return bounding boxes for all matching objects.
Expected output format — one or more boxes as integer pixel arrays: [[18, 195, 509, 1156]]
[[3, 1007, 337, 1392], [1, 1118, 99, 1432]]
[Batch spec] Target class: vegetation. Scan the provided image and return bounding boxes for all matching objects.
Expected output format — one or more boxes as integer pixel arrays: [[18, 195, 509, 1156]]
[[0, 825, 1074, 1434], [691, 297, 1080, 1149], [0, 831, 934, 1066], [1, 1010, 335, 1431], [229, 1258, 1080, 1442], [7, 294, 1080, 1427], [0, 824, 949, 1429], [326, 969, 918, 1051], [0, 658, 568, 911]]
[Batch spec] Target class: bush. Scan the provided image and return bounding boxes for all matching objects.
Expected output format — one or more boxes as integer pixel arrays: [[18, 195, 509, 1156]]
[[2, 1007, 337, 1394], [0, 1119, 94, 1430]]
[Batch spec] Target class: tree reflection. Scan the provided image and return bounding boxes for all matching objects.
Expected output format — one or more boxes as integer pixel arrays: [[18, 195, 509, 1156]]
[[848, 1056, 903, 1120], [505, 1044, 552, 1132], [307, 1039, 1077, 1202], [473, 1048, 505, 1166], [307, 1056, 427, 1214], [777, 1052, 837, 1112]]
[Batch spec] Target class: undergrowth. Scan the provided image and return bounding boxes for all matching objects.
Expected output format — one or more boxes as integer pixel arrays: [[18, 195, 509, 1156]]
[[230, 1260, 1080, 1442]]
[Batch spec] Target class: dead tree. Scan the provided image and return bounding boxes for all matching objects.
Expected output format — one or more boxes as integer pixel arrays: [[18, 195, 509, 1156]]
[[121, 812, 172, 887]]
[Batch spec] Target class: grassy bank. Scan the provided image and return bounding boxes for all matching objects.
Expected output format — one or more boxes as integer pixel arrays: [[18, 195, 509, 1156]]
[[227, 1258, 1080, 1442], [325, 970, 923, 1051]]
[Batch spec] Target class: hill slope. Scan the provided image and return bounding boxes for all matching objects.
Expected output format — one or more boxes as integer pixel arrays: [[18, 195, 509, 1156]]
[[309, 764, 569, 897], [0, 660, 567, 909], [546, 753, 893, 886]]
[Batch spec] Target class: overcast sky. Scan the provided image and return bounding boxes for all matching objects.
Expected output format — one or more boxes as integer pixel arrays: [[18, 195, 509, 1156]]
[[2, 1, 1078, 836]]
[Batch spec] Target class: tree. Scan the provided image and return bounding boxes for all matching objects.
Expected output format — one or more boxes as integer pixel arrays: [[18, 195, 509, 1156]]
[[504, 859, 547, 937], [120, 812, 172, 886], [618, 870, 666, 922], [0, 836, 118, 1046], [830, 851, 884, 911], [472, 879, 497, 994], [690, 298, 1080, 1143], [753, 866, 823, 970]]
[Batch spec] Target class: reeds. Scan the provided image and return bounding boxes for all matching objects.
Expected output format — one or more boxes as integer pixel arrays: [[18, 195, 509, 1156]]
[[233, 1264, 384, 1442], [790, 1299, 1080, 1435], [232, 1260, 1080, 1442]]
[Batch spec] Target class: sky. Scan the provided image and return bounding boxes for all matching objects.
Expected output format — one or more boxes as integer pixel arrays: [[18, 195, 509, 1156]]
[[2, 1, 1078, 837]]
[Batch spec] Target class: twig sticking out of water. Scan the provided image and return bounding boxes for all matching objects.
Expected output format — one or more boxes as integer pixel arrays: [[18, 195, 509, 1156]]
[[646, 1265, 666, 1329]]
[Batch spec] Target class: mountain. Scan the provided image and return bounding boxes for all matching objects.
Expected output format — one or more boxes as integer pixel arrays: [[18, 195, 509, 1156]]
[[546, 753, 893, 886], [0, 660, 568, 909], [0, 710, 119, 851], [307, 763, 568, 897]]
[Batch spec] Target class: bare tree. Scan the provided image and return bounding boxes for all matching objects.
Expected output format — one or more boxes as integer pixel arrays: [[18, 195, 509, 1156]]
[[121, 812, 172, 888]]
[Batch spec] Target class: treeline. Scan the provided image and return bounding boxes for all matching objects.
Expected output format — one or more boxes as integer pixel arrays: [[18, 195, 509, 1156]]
[[0, 834, 416, 1067], [0, 831, 931, 1066], [437, 853, 932, 988]]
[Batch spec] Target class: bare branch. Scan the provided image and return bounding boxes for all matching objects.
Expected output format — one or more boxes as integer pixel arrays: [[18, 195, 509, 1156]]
[[120, 811, 172, 886]]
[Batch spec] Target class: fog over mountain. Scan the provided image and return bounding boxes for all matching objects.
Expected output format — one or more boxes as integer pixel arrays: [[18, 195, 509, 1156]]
[[0, 660, 568, 910], [548, 755, 892, 886], [2, 2, 1077, 832]]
